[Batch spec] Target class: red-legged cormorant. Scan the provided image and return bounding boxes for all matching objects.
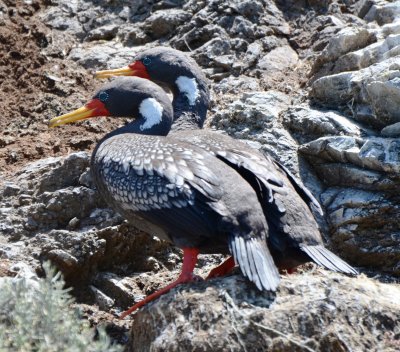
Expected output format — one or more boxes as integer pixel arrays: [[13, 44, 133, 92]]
[[49, 77, 280, 318]]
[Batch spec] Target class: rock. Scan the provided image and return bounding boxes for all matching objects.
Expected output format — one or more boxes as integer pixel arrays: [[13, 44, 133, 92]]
[[144, 9, 190, 38], [9, 262, 37, 280], [364, 1, 400, 25], [381, 121, 400, 136], [127, 273, 400, 352], [311, 57, 400, 129], [320, 187, 400, 272], [68, 43, 136, 69], [243, 41, 262, 66], [86, 24, 119, 41], [90, 285, 115, 310], [39, 230, 106, 285], [299, 134, 400, 272], [193, 37, 232, 66], [300, 136, 400, 174], [308, 163, 397, 191], [210, 90, 299, 169], [214, 76, 261, 94], [333, 34, 400, 73], [229, 16, 256, 38], [212, 91, 287, 127], [257, 45, 298, 72], [316, 27, 377, 66], [366, 76, 400, 127], [284, 105, 364, 142], [94, 272, 142, 309], [0, 239, 25, 256], [15, 151, 90, 195], [1, 182, 21, 197]]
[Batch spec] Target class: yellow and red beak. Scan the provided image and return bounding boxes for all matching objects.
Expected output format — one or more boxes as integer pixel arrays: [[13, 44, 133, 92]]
[[49, 99, 110, 128], [95, 61, 150, 80]]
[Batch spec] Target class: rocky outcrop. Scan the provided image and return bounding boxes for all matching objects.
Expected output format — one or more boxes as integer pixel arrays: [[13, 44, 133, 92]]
[[0, 152, 177, 290], [293, 0, 400, 277], [128, 272, 400, 352], [1, 0, 400, 350]]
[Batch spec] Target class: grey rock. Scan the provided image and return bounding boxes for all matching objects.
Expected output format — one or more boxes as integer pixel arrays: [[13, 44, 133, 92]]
[[257, 45, 298, 72], [243, 41, 262, 66], [210, 89, 298, 169], [334, 34, 400, 73], [232, 0, 265, 20], [90, 285, 115, 310], [94, 272, 141, 309], [212, 54, 235, 70], [284, 106, 364, 142], [213, 91, 289, 129], [39, 230, 106, 284], [321, 187, 400, 272], [210, 90, 299, 169], [0, 242, 25, 259], [300, 136, 400, 173], [15, 152, 90, 195], [317, 27, 377, 66], [68, 43, 136, 69], [213, 76, 261, 94], [127, 273, 400, 352], [366, 75, 400, 127], [381, 121, 400, 136], [364, 1, 400, 25], [311, 57, 400, 128], [144, 9, 190, 38], [381, 21, 400, 37], [2, 182, 21, 197], [193, 37, 232, 65], [229, 16, 256, 38], [310, 163, 397, 191], [86, 24, 119, 42]]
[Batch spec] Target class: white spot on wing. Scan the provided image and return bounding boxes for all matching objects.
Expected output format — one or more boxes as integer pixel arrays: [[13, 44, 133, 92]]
[[139, 98, 163, 131], [175, 76, 199, 106]]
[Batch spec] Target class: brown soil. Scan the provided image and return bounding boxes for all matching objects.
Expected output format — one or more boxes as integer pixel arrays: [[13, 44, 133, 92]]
[[0, 0, 122, 177]]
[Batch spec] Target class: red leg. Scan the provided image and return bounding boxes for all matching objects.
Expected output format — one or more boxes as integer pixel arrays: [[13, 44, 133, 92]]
[[206, 256, 236, 279], [120, 248, 199, 319]]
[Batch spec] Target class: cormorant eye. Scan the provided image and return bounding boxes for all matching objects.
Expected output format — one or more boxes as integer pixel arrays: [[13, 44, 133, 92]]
[[98, 91, 109, 102], [142, 57, 151, 66]]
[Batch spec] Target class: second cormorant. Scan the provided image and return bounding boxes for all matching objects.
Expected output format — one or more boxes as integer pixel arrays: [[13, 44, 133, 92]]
[[95, 47, 358, 277]]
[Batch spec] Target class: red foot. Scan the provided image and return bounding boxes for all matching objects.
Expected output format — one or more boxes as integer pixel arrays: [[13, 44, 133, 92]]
[[287, 267, 297, 274], [120, 248, 199, 319], [206, 256, 235, 279]]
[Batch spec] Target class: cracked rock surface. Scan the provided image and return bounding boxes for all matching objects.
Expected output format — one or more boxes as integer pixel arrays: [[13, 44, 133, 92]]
[[0, 0, 399, 349]]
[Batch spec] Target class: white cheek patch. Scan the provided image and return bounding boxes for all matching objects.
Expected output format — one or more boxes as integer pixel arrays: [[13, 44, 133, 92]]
[[175, 76, 199, 106], [139, 98, 163, 131]]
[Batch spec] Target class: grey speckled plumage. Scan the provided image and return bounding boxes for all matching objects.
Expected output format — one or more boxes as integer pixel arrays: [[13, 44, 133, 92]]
[[93, 133, 280, 291], [171, 129, 358, 274], [116, 47, 357, 276]]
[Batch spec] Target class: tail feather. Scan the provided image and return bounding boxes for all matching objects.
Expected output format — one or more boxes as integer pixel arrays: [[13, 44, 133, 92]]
[[229, 235, 280, 291], [301, 245, 358, 275]]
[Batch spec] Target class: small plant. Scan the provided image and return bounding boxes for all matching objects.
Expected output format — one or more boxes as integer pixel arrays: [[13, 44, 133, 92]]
[[0, 263, 122, 352]]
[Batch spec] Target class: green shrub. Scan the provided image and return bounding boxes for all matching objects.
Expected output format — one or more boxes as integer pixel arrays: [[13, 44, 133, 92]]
[[0, 263, 122, 352]]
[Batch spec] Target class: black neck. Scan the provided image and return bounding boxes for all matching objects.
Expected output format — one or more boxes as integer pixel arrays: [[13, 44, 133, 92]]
[[170, 85, 209, 131]]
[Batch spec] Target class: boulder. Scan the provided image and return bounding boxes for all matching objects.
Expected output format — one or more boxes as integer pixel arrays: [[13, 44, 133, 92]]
[[127, 272, 400, 352]]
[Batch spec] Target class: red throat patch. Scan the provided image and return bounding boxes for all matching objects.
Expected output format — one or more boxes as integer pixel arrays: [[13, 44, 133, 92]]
[[128, 61, 151, 79], [85, 99, 110, 117]]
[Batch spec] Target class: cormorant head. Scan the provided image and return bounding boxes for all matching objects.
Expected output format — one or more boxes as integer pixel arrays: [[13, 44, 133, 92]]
[[49, 77, 173, 136]]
